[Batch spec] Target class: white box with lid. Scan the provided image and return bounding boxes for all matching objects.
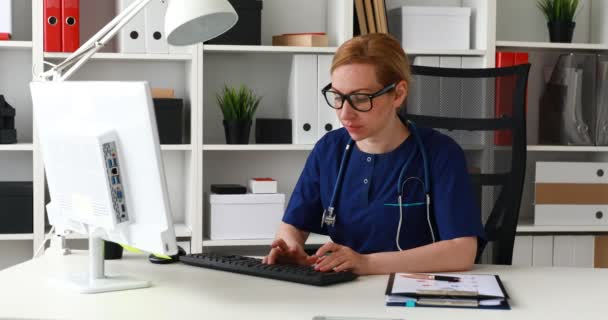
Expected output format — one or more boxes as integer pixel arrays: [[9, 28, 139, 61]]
[[208, 193, 285, 240], [388, 6, 471, 50]]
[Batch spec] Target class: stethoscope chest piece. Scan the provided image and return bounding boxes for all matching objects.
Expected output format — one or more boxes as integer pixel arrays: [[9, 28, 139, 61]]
[[321, 207, 336, 227]]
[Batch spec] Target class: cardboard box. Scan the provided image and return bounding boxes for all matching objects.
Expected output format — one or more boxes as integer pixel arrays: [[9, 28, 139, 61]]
[[272, 33, 329, 47], [208, 193, 285, 240]]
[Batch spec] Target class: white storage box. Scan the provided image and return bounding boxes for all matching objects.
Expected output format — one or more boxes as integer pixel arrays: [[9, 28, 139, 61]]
[[388, 6, 471, 50], [535, 162, 608, 226], [249, 178, 278, 194], [208, 193, 285, 240]]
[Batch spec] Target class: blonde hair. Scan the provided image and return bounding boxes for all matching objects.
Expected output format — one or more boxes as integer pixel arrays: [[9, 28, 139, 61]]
[[331, 33, 412, 86]]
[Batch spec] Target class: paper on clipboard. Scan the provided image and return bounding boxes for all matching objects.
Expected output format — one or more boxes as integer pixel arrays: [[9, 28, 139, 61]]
[[390, 273, 506, 298]]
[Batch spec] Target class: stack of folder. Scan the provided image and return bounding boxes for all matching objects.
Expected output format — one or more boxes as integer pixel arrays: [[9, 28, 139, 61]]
[[43, 0, 79, 52], [385, 273, 510, 309], [354, 0, 389, 35]]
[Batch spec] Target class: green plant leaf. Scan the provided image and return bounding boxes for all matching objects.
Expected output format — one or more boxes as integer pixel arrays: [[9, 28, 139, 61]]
[[537, 0, 580, 22], [216, 84, 262, 121]]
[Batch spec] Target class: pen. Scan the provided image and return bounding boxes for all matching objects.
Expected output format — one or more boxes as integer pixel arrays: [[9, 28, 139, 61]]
[[400, 273, 460, 282]]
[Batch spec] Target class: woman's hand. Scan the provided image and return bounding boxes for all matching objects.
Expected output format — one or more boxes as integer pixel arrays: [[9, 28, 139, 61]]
[[314, 242, 371, 275], [262, 238, 317, 266]]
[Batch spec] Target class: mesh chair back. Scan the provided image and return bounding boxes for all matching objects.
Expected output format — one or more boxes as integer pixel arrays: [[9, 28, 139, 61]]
[[401, 64, 531, 265]]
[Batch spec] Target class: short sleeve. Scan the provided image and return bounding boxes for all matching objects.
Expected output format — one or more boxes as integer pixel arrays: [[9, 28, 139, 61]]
[[282, 142, 325, 234], [430, 138, 485, 242]]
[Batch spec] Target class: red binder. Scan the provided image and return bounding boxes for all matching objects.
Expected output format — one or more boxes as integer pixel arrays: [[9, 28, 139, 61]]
[[44, 0, 62, 52], [0, 33, 10, 40], [495, 51, 529, 145], [61, 0, 80, 52]]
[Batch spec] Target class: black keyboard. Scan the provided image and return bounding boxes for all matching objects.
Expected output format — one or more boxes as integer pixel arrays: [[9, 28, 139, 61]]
[[179, 253, 358, 286]]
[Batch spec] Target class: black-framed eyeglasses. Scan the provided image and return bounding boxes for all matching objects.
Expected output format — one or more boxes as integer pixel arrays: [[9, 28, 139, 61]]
[[321, 82, 397, 112]]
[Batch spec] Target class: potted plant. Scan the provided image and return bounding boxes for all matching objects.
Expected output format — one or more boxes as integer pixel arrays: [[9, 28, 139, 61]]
[[216, 85, 262, 144], [537, 0, 581, 43]]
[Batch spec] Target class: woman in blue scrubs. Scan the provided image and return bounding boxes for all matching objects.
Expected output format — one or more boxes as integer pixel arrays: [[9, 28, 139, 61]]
[[262, 33, 485, 275]]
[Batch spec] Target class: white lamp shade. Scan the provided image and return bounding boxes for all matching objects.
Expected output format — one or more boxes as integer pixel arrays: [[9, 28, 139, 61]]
[[165, 0, 238, 46]]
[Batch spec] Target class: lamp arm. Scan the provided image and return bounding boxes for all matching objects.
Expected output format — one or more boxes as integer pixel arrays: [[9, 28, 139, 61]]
[[39, 0, 153, 81]]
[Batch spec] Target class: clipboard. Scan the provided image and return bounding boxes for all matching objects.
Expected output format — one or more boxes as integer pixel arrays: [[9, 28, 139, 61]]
[[385, 273, 511, 310]]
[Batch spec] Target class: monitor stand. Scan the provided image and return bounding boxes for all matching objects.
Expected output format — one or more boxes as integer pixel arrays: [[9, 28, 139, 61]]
[[52, 236, 150, 294]]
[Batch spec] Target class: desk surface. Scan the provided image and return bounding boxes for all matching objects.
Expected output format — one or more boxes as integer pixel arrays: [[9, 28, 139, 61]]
[[1, 251, 606, 320]]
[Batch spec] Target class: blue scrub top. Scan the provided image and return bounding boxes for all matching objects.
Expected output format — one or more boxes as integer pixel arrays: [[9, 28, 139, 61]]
[[282, 125, 485, 254]]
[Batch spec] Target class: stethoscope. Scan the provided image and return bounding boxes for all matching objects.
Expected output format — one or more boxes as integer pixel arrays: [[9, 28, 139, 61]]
[[320, 121, 437, 250]]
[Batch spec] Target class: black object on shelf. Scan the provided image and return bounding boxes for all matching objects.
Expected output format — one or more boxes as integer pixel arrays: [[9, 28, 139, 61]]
[[205, 0, 263, 45], [104, 241, 124, 260], [255, 118, 292, 144], [0, 182, 33, 233], [223, 119, 252, 144], [153, 98, 185, 144], [0, 95, 17, 144], [210, 184, 247, 194], [548, 21, 575, 43]]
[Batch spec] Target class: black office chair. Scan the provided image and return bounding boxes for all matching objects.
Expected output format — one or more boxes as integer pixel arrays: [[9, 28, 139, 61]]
[[401, 64, 531, 265]]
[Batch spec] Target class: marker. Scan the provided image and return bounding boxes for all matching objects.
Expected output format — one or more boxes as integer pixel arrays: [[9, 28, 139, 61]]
[[400, 273, 460, 282]]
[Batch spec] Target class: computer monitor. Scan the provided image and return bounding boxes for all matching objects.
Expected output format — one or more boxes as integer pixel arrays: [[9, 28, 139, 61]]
[[30, 81, 178, 293]]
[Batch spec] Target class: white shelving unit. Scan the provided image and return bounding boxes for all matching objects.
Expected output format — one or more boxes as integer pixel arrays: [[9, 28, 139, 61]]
[[2, 0, 607, 269], [0, 41, 33, 49], [497, 0, 608, 267], [44, 52, 193, 61], [497, 40, 608, 51]]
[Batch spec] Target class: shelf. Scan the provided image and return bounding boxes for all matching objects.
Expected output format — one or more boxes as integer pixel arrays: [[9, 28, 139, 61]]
[[160, 144, 193, 151], [405, 49, 486, 56], [203, 45, 338, 54], [203, 144, 314, 151], [496, 40, 608, 51], [527, 145, 608, 152], [63, 223, 191, 240], [0, 41, 32, 50], [203, 234, 330, 247], [44, 52, 192, 61], [0, 143, 33, 151], [517, 220, 608, 233], [0, 234, 34, 240], [203, 45, 485, 56]]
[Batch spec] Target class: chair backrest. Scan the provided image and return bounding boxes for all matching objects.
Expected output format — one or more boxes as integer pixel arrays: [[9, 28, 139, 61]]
[[400, 64, 531, 265]]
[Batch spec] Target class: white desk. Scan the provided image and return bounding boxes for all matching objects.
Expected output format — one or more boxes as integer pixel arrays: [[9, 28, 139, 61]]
[[1, 251, 606, 320]]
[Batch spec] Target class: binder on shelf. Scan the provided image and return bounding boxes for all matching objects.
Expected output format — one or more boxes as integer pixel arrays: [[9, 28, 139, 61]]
[[354, 0, 368, 35], [553, 236, 594, 268], [534, 161, 608, 226], [495, 51, 528, 145], [116, 0, 146, 53], [511, 236, 532, 266], [0, 0, 11, 40], [144, 0, 169, 54], [373, 0, 388, 34], [364, 0, 376, 33], [61, 0, 79, 52], [288, 55, 318, 144], [317, 55, 340, 139], [532, 236, 554, 267], [44, 0, 62, 52]]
